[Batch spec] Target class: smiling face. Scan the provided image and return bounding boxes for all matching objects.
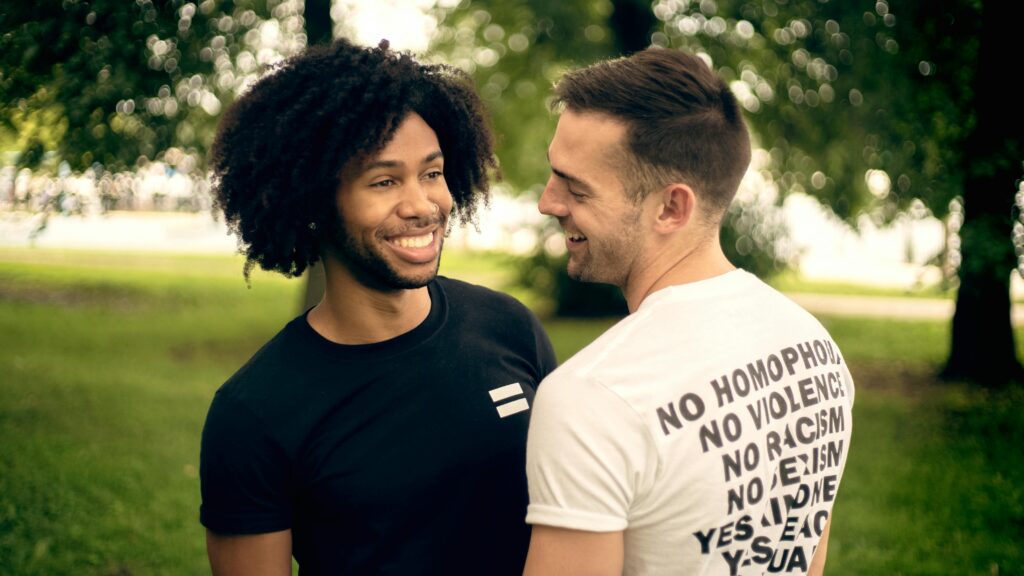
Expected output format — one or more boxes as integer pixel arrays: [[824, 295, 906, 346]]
[[329, 112, 453, 291], [538, 109, 645, 288]]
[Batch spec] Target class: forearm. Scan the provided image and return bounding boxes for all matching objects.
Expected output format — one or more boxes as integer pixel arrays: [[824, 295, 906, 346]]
[[808, 518, 832, 576]]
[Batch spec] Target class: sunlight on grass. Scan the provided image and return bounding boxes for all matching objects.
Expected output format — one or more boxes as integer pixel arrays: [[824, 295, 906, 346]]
[[1, 248, 1022, 575]]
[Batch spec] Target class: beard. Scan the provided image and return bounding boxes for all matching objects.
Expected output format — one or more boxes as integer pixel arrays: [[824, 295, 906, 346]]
[[567, 207, 642, 288], [326, 214, 447, 292]]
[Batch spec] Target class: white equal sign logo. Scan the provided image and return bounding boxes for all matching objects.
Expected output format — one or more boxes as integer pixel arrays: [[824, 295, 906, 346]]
[[488, 383, 529, 418]]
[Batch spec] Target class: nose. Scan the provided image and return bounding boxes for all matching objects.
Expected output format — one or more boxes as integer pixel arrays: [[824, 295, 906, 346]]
[[538, 176, 567, 217], [397, 181, 445, 221]]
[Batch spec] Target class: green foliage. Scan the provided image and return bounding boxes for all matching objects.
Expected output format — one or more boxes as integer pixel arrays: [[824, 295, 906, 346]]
[[433, 1, 794, 316], [432, 0, 991, 223], [0, 0, 304, 171], [437, 1, 1021, 378], [429, 0, 616, 191], [656, 0, 982, 223], [720, 192, 791, 278]]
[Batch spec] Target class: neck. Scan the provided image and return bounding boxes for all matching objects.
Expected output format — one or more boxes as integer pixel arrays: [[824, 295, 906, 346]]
[[622, 232, 734, 313], [306, 258, 432, 344]]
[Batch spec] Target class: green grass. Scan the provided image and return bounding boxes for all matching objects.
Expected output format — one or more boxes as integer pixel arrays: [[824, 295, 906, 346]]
[[827, 366, 1024, 575], [1, 251, 300, 575], [1, 248, 1022, 575]]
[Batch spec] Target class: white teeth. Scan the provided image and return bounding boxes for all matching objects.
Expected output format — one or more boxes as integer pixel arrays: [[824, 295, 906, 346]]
[[393, 233, 433, 248], [567, 233, 586, 241]]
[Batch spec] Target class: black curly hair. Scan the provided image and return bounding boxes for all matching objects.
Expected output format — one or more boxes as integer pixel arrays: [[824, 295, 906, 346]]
[[209, 38, 497, 279]]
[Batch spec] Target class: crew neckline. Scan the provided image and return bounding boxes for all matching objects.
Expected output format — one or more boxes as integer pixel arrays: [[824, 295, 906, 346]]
[[296, 278, 449, 360], [637, 269, 754, 312]]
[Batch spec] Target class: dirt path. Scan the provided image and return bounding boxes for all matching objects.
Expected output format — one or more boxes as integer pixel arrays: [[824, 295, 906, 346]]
[[786, 292, 1024, 325]]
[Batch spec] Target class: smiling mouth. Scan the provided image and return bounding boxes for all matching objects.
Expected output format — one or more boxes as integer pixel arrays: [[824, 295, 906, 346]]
[[389, 232, 434, 249], [566, 232, 587, 244], [384, 228, 441, 264]]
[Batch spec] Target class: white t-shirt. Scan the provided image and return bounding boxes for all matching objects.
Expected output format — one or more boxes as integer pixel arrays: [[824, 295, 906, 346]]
[[527, 270, 854, 576]]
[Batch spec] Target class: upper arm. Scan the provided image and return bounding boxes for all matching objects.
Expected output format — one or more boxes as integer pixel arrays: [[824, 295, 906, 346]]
[[526, 374, 656, 532], [200, 394, 293, 535], [523, 525, 623, 576], [207, 529, 292, 576]]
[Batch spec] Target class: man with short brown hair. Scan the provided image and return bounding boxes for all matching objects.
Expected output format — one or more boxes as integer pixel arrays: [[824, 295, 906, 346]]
[[524, 48, 854, 576]]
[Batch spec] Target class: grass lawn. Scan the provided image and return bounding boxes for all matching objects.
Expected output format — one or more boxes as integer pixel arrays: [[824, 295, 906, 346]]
[[1, 248, 1022, 575]]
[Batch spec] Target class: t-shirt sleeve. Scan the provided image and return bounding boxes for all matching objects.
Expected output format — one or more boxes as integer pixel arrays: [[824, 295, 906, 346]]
[[526, 372, 656, 532], [200, 392, 293, 535]]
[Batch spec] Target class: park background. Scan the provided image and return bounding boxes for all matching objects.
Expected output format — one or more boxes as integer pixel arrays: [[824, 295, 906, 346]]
[[1, 0, 1022, 574]]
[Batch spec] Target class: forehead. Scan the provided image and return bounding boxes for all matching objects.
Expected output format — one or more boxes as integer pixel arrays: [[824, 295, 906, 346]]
[[372, 113, 441, 160], [549, 109, 629, 180], [344, 113, 442, 178]]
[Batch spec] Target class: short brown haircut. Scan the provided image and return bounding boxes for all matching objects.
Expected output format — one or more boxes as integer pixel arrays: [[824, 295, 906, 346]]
[[553, 48, 751, 219]]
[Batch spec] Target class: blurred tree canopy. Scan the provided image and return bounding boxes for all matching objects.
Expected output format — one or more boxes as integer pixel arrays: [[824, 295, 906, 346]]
[[651, 0, 1023, 384], [430, 0, 790, 317], [2, 0, 1019, 383], [0, 0, 306, 171], [433, 0, 1022, 384]]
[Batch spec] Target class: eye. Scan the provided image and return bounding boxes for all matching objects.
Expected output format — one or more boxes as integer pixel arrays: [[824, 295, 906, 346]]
[[423, 169, 444, 181], [568, 187, 586, 200], [369, 178, 397, 188]]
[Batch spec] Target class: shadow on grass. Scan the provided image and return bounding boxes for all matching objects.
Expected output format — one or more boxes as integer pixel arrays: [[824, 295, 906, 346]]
[[830, 361, 1024, 575]]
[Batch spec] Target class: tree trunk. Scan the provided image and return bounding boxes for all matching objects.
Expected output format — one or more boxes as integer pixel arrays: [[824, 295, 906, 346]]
[[609, 0, 657, 55], [304, 0, 332, 46], [299, 0, 333, 312], [941, 0, 1024, 385]]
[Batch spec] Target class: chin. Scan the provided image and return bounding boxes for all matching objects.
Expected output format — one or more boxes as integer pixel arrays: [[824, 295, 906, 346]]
[[566, 258, 593, 283], [567, 262, 618, 286], [385, 260, 443, 290]]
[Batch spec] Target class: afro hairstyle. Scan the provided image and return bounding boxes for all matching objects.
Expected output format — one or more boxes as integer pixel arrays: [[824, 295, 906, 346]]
[[208, 38, 497, 278]]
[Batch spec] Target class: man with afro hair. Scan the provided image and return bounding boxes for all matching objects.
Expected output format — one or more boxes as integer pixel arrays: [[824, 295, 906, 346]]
[[199, 39, 556, 575]]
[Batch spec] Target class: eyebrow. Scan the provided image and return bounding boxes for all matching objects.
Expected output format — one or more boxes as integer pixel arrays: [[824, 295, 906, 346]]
[[363, 150, 444, 172], [548, 153, 594, 192], [548, 147, 598, 190]]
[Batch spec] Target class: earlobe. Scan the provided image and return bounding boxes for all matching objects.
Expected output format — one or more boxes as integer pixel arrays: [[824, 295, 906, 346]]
[[654, 183, 696, 233]]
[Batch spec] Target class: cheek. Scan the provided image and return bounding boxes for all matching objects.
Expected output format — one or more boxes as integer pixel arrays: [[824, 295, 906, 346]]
[[574, 207, 598, 230], [338, 193, 394, 229], [434, 184, 454, 212]]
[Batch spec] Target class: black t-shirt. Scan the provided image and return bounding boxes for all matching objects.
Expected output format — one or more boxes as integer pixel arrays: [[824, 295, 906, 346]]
[[200, 277, 557, 575]]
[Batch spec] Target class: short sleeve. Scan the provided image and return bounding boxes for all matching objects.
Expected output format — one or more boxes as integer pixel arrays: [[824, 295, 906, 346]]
[[199, 392, 293, 535], [526, 372, 656, 532]]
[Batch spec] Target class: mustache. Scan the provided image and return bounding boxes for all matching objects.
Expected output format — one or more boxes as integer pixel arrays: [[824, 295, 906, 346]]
[[379, 213, 448, 237]]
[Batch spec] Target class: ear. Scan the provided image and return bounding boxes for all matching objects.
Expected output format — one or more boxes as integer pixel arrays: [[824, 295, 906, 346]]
[[652, 183, 697, 234]]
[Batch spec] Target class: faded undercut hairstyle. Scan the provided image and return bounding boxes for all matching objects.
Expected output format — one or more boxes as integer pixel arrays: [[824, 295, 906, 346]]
[[553, 47, 751, 221], [209, 39, 497, 278]]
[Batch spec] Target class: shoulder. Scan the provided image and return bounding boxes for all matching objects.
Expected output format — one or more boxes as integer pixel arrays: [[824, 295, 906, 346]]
[[435, 276, 556, 374], [436, 276, 541, 330], [211, 313, 313, 416], [436, 276, 533, 315], [717, 269, 823, 318]]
